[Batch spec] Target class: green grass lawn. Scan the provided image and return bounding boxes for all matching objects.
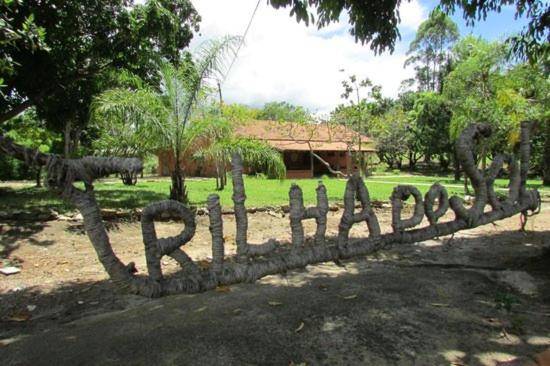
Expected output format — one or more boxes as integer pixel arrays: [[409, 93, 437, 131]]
[[366, 174, 546, 191], [0, 174, 547, 214]]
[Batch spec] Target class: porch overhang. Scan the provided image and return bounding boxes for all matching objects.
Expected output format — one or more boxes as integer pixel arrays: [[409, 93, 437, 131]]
[[264, 139, 376, 152]]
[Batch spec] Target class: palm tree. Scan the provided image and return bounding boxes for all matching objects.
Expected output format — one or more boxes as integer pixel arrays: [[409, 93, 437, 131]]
[[93, 36, 241, 202]]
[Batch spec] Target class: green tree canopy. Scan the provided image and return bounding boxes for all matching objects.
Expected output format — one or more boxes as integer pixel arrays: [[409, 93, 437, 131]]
[[0, 108, 60, 184], [221, 103, 261, 122], [443, 36, 548, 176], [268, 0, 548, 61], [443, 37, 509, 148], [405, 8, 459, 92], [257, 101, 311, 123], [411, 92, 453, 168], [0, 0, 200, 156], [370, 106, 419, 169]]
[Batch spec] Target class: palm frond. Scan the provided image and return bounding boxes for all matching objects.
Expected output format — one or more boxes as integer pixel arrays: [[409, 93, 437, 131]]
[[196, 137, 286, 179], [91, 87, 170, 150], [180, 36, 242, 125]]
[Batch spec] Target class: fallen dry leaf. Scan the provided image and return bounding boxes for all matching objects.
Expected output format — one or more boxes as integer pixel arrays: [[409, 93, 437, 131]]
[[194, 306, 207, 313], [0, 338, 18, 347], [197, 260, 210, 270], [6, 311, 31, 322], [215, 285, 231, 293], [295, 322, 304, 333], [342, 294, 357, 300], [535, 347, 550, 366], [268, 301, 283, 306]]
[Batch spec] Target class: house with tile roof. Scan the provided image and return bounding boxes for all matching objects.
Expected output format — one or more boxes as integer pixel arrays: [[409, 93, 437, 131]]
[[157, 120, 376, 179]]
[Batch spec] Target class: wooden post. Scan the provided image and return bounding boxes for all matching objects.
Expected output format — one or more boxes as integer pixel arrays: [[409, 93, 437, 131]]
[[310, 151, 314, 178], [346, 150, 352, 176]]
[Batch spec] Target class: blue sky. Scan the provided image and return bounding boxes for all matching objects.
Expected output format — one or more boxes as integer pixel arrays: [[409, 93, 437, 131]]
[[191, 0, 530, 116], [423, 0, 528, 40], [397, 1, 529, 53]]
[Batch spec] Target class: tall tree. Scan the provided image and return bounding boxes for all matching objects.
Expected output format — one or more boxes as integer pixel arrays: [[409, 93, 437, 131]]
[[268, 0, 548, 61], [333, 75, 393, 175], [411, 92, 453, 171], [405, 8, 459, 93], [0, 0, 200, 156], [439, 0, 549, 63], [370, 106, 419, 170]]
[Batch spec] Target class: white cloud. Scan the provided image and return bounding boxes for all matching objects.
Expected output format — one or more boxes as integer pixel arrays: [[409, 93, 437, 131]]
[[190, 0, 427, 116], [399, 0, 427, 31]]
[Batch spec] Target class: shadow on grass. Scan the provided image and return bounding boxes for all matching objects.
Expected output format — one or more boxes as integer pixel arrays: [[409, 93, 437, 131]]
[[0, 186, 169, 213], [94, 188, 168, 210]]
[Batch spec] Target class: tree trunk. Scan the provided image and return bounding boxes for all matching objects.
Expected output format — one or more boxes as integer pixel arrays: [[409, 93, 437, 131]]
[[543, 123, 550, 186], [64, 120, 72, 158], [453, 150, 461, 181], [463, 173, 470, 195], [409, 151, 420, 171], [385, 156, 394, 170], [35, 167, 42, 187], [73, 127, 81, 156], [359, 141, 364, 178], [214, 164, 221, 191], [121, 171, 138, 185], [0, 100, 33, 125], [217, 165, 226, 191], [480, 145, 487, 172], [170, 157, 188, 203], [439, 154, 449, 171]]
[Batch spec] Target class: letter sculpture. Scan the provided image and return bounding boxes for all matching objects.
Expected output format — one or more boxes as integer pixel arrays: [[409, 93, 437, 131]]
[[0, 123, 541, 297]]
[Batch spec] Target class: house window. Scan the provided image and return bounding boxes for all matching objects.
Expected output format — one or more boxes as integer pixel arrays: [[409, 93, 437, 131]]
[[284, 151, 310, 169]]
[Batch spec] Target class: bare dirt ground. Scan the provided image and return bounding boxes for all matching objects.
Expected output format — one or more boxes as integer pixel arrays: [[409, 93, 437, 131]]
[[0, 205, 549, 365]]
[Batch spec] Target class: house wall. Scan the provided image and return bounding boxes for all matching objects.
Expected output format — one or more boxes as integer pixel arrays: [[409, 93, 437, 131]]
[[313, 151, 352, 175], [286, 169, 313, 179], [157, 149, 373, 179], [157, 150, 219, 177]]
